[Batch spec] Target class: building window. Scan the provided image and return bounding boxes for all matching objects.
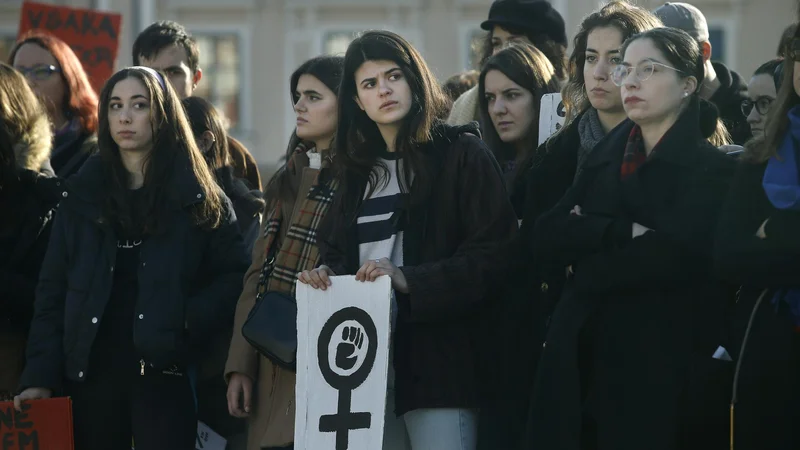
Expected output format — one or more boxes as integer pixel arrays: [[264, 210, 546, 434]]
[[0, 35, 17, 62], [466, 28, 487, 70], [193, 33, 242, 131], [708, 27, 726, 64], [323, 31, 361, 55]]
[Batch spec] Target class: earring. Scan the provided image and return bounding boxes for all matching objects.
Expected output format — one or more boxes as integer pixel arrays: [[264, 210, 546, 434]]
[[682, 92, 689, 98]]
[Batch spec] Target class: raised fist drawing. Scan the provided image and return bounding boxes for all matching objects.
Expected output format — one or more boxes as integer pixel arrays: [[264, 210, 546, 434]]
[[335, 326, 364, 371]]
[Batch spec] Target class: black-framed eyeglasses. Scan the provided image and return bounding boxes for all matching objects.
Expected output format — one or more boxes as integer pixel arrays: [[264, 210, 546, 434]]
[[741, 96, 775, 117], [15, 64, 61, 81], [611, 60, 688, 87]]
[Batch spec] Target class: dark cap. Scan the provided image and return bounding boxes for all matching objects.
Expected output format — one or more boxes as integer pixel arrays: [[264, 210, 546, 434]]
[[480, 0, 568, 47], [653, 2, 709, 42]]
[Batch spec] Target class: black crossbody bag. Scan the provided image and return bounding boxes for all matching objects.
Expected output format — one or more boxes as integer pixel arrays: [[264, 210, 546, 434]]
[[241, 242, 297, 371]]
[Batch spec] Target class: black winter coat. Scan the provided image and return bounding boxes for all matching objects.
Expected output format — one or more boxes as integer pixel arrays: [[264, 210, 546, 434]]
[[528, 103, 737, 450], [478, 114, 583, 449], [20, 155, 250, 390], [318, 122, 518, 415], [215, 166, 263, 253], [51, 133, 97, 179], [1, 168, 64, 332], [714, 159, 800, 450]]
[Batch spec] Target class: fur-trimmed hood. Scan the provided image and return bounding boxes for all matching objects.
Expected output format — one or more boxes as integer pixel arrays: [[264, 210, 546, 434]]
[[14, 114, 52, 172]]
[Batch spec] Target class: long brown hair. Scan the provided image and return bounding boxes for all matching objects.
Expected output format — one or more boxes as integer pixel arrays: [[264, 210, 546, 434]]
[[0, 63, 52, 187], [98, 67, 224, 234], [747, 33, 800, 163], [335, 30, 449, 204], [561, 1, 662, 122], [9, 31, 99, 135], [478, 43, 559, 183], [182, 96, 231, 172]]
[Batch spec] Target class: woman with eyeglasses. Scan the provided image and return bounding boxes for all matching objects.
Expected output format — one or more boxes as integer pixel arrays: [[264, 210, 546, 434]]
[[714, 33, 800, 450], [9, 31, 99, 179], [743, 59, 784, 139], [528, 28, 736, 450]]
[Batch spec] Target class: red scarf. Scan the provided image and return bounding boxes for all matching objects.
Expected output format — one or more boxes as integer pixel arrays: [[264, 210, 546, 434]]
[[620, 125, 646, 180]]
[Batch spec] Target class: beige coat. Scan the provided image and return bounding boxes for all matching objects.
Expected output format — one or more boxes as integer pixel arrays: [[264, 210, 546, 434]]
[[446, 85, 480, 126], [225, 151, 321, 449]]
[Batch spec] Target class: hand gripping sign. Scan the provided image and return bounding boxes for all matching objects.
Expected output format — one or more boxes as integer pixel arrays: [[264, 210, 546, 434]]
[[295, 276, 392, 450]]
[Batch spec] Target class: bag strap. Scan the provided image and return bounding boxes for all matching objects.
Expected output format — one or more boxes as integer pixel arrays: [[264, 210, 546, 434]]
[[256, 236, 280, 296]]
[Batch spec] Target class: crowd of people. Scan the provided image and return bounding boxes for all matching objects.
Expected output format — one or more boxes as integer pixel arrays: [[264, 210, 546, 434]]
[[1, 0, 799, 449]]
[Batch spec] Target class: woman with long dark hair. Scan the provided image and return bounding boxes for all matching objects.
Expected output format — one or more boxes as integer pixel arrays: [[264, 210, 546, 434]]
[[714, 31, 800, 449], [181, 95, 264, 447], [299, 31, 517, 449], [10, 31, 99, 178], [477, 5, 660, 447], [14, 66, 249, 450], [0, 63, 60, 401], [225, 55, 343, 450], [183, 96, 264, 251], [478, 43, 560, 211], [529, 28, 736, 450]]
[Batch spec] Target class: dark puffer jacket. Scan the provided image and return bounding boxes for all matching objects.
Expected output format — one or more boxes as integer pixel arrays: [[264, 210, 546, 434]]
[[19, 155, 250, 390]]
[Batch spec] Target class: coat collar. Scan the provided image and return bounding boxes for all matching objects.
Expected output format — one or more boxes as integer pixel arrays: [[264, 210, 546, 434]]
[[66, 153, 207, 215], [584, 100, 708, 171]]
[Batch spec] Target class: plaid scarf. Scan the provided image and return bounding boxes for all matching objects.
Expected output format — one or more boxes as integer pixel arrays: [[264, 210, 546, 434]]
[[620, 125, 647, 180], [257, 154, 338, 296]]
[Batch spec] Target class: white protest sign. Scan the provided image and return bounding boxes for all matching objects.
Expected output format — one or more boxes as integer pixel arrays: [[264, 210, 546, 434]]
[[196, 421, 226, 450], [538, 92, 566, 145], [295, 276, 392, 450]]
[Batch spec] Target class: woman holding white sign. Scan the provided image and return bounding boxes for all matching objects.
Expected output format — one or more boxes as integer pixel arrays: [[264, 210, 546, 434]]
[[299, 30, 517, 450]]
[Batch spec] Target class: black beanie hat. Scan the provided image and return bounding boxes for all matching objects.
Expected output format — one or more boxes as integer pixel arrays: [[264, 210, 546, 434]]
[[480, 0, 568, 47]]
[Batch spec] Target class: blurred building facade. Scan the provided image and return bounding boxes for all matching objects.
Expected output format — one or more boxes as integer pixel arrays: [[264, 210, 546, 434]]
[[0, 0, 793, 172]]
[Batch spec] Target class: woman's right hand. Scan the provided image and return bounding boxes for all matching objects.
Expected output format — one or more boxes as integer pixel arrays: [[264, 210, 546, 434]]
[[227, 373, 253, 418], [14, 387, 52, 412], [298, 265, 335, 290]]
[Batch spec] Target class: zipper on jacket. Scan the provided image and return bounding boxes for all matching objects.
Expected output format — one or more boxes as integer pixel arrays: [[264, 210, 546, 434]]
[[140, 359, 146, 375]]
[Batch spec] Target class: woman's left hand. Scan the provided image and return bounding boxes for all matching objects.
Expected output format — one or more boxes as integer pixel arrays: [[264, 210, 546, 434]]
[[355, 258, 409, 294]]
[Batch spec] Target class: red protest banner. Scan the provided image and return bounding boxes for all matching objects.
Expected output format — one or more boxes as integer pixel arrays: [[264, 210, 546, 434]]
[[0, 397, 73, 450], [17, 1, 122, 93]]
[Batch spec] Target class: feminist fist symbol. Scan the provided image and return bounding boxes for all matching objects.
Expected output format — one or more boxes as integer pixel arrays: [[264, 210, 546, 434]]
[[335, 326, 365, 371]]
